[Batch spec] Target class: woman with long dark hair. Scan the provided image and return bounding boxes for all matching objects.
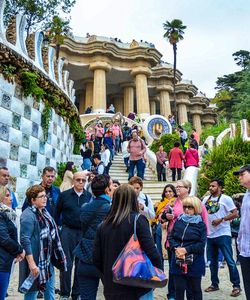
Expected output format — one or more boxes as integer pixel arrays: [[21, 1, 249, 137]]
[[60, 161, 74, 192], [93, 184, 162, 300], [152, 184, 177, 264]]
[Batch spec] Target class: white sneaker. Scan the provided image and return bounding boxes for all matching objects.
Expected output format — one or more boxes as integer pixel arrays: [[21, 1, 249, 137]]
[[206, 261, 211, 267], [218, 261, 224, 268]]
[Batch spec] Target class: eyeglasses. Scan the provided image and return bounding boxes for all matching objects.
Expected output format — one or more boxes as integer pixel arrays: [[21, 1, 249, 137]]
[[36, 194, 47, 199], [183, 205, 194, 210], [75, 178, 86, 183], [176, 186, 187, 189]]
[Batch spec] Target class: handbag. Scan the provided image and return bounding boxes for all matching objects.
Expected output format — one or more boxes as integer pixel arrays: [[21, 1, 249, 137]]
[[175, 254, 193, 267], [112, 214, 168, 289]]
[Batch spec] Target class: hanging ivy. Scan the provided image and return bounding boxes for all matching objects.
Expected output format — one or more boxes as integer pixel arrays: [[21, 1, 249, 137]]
[[20, 70, 45, 100], [41, 103, 52, 141]]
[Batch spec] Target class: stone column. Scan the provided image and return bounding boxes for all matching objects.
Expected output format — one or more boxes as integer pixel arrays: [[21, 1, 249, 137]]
[[156, 81, 173, 117], [122, 83, 135, 117], [89, 62, 111, 113], [150, 101, 156, 115], [192, 114, 202, 133], [78, 91, 85, 114], [113, 94, 124, 114], [84, 80, 93, 111], [176, 94, 190, 125], [131, 66, 151, 120]]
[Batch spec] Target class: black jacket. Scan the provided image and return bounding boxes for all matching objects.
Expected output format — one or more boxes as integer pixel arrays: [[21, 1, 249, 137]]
[[74, 195, 111, 264], [55, 188, 91, 229], [0, 212, 23, 272], [93, 213, 162, 300], [169, 217, 206, 277]]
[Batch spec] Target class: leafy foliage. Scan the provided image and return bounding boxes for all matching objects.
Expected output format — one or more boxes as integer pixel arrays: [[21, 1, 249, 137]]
[[212, 50, 250, 122], [150, 133, 180, 154], [20, 70, 45, 100], [69, 118, 86, 154], [200, 119, 229, 144], [0, 64, 16, 83], [4, 0, 76, 35], [198, 136, 250, 197], [41, 103, 52, 141]]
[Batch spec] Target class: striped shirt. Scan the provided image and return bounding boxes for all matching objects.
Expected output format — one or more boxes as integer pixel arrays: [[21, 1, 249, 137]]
[[237, 190, 250, 257]]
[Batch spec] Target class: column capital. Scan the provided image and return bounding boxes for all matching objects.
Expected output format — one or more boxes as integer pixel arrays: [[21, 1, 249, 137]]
[[89, 61, 111, 72], [130, 66, 152, 77], [156, 84, 173, 93], [120, 82, 135, 89], [189, 109, 203, 116]]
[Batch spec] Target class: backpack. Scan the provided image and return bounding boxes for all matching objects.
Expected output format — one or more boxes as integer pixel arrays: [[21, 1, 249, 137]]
[[144, 194, 148, 207]]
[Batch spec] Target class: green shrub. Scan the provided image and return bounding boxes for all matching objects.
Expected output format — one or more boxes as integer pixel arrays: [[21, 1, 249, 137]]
[[200, 119, 229, 144], [182, 122, 192, 136], [224, 167, 246, 196], [198, 135, 250, 197], [150, 133, 180, 154]]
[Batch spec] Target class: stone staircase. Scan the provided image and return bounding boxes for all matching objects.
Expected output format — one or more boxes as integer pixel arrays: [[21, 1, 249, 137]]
[[109, 154, 171, 202]]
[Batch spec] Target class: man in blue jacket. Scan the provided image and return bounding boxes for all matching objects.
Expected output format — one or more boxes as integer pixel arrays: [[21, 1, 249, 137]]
[[22, 166, 60, 219]]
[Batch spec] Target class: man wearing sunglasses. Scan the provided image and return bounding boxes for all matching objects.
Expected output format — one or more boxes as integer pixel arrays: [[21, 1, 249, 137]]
[[234, 164, 250, 300], [56, 171, 92, 300]]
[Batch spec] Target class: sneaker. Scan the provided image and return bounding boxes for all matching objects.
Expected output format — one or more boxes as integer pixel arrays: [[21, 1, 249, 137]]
[[206, 261, 211, 267], [37, 291, 44, 298], [218, 261, 224, 268]]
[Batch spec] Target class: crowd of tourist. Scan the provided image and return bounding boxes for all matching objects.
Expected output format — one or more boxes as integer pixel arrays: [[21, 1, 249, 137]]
[[0, 115, 250, 300]]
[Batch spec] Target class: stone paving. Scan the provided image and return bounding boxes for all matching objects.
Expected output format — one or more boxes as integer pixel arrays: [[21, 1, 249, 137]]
[[8, 260, 245, 300]]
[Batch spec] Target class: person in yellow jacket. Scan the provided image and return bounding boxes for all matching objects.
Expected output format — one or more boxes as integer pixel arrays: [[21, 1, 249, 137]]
[[151, 184, 177, 264]]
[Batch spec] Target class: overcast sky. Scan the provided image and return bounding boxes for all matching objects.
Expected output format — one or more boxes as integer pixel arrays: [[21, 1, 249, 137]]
[[69, 0, 250, 98]]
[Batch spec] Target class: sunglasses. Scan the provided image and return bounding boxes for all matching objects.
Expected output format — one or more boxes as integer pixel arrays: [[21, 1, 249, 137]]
[[75, 178, 86, 183], [183, 205, 194, 210]]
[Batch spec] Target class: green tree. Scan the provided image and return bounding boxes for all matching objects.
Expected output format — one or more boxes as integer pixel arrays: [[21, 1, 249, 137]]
[[213, 50, 250, 122], [163, 19, 187, 124], [4, 0, 75, 36]]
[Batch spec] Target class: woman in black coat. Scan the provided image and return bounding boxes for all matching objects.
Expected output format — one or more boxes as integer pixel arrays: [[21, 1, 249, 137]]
[[0, 186, 25, 300], [93, 184, 162, 300], [168, 196, 207, 300]]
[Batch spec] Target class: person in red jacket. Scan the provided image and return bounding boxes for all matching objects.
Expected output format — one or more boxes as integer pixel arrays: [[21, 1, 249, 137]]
[[184, 143, 199, 168], [168, 141, 184, 181]]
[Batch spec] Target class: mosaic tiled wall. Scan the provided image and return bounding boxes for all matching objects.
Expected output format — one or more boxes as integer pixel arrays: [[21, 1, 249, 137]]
[[0, 75, 74, 204]]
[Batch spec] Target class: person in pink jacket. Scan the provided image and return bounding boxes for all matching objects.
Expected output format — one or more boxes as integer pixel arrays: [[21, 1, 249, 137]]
[[184, 143, 199, 168], [168, 141, 184, 181]]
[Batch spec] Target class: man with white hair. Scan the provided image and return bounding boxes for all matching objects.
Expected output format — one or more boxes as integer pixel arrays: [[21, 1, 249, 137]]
[[56, 171, 92, 300]]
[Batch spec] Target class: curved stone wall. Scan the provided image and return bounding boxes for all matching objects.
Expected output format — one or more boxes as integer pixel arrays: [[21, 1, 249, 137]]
[[0, 75, 74, 203], [0, 0, 77, 203]]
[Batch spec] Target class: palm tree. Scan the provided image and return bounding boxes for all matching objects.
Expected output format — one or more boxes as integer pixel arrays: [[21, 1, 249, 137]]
[[163, 19, 186, 125]]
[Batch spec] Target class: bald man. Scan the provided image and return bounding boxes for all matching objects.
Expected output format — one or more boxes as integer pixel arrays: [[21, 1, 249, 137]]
[[56, 171, 92, 300]]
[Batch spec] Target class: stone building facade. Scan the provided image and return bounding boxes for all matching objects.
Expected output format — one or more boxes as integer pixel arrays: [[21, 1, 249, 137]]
[[59, 35, 217, 132]]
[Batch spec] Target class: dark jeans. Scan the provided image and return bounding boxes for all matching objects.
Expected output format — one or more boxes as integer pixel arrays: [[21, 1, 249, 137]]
[[173, 275, 202, 300], [0, 272, 10, 300], [77, 261, 101, 300], [157, 163, 166, 181], [129, 159, 144, 179], [60, 226, 81, 297], [171, 168, 182, 181], [239, 256, 250, 300], [124, 157, 129, 168], [167, 248, 175, 299], [155, 224, 163, 266], [207, 235, 240, 288]]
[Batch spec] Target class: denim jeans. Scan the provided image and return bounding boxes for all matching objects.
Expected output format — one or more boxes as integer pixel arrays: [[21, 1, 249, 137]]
[[155, 224, 163, 265], [129, 159, 144, 179], [114, 136, 120, 154], [207, 235, 240, 288], [0, 272, 10, 300], [239, 255, 250, 300], [77, 261, 101, 300], [24, 267, 55, 300], [139, 289, 153, 300]]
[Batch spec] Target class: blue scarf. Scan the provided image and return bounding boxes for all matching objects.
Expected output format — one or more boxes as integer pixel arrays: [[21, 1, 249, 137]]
[[179, 213, 202, 224]]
